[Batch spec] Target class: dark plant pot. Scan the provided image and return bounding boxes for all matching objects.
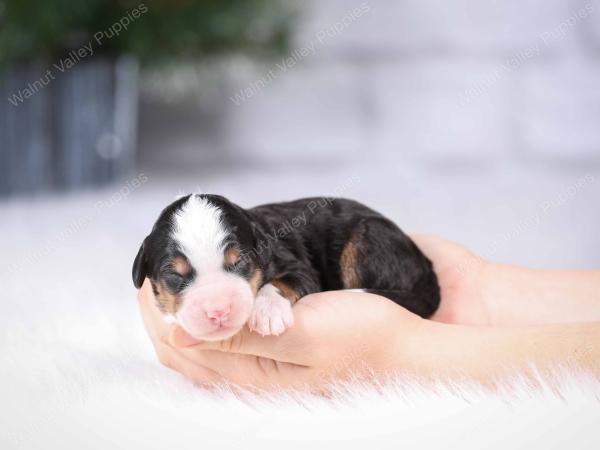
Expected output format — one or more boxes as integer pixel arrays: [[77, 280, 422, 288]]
[[0, 55, 138, 196]]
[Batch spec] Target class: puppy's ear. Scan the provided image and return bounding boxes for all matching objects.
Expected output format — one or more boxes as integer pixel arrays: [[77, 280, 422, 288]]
[[132, 240, 148, 289]]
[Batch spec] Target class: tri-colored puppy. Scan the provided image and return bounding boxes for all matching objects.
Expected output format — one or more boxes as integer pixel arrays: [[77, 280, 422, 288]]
[[132, 194, 440, 341]]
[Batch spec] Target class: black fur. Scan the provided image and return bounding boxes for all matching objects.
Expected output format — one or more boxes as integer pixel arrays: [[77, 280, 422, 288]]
[[247, 197, 440, 317], [132, 195, 441, 318]]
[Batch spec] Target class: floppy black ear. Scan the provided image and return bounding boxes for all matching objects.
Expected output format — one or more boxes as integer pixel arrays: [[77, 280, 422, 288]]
[[132, 241, 148, 289]]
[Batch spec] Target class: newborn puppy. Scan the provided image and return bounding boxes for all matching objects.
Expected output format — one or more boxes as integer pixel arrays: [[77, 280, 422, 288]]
[[132, 194, 440, 341]]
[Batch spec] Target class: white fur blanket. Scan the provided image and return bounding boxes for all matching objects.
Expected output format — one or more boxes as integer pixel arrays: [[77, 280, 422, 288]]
[[2, 173, 600, 450], [2, 293, 599, 450]]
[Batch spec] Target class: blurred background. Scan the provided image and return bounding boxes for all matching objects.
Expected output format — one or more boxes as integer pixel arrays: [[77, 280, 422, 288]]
[[1, 0, 600, 294]]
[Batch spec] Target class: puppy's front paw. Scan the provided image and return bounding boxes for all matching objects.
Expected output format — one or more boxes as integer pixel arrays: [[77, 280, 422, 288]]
[[249, 285, 294, 336]]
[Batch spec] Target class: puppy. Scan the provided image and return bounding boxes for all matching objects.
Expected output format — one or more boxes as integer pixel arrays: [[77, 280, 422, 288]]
[[132, 194, 440, 341]]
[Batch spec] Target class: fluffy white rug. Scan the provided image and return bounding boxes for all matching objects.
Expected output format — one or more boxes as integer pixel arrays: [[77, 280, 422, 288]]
[[2, 167, 600, 449], [2, 292, 600, 450]]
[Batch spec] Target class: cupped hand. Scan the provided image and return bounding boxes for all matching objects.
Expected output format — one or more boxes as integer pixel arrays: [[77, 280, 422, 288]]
[[138, 235, 600, 389], [137, 234, 493, 389], [137, 279, 425, 390], [410, 234, 491, 325]]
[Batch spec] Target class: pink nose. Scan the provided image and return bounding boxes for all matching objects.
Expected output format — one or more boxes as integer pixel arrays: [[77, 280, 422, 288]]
[[205, 306, 231, 322]]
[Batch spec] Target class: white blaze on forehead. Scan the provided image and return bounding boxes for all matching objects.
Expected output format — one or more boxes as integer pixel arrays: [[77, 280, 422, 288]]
[[172, 195, 229, 272]]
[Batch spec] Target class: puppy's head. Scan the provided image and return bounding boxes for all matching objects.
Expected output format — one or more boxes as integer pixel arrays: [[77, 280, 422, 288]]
[[132, 194, 268, 341]]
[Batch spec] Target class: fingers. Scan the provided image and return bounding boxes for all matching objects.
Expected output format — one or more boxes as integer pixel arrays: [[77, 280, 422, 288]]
[[175, 346, 312, 389], [154, 340, 225, 386], [137, 279, 311, 388], [170, 325, 201, 347], [137, 279, 172, 343], [136, 278, 153, 307], [137, 280, 223, 385], [139, 276, 310, 364], [169, 290, 386, 365], [163, 329, 314, 388], [169, 322, 314, 366]]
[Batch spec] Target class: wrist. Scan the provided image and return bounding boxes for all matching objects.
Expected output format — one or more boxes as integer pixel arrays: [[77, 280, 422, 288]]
[[389, 318, 470, 380], [395, 317, 541, 384], [482, 263, 600, 326], [395, 318, 600, 385], [480, 261, 543, 326], [480, 261, 514, 326]]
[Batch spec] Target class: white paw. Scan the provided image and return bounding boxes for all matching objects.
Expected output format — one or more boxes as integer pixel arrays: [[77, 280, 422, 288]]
[[249, 285, 294, 336]]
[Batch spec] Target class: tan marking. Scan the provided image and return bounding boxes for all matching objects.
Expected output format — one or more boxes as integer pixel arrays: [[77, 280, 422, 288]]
[[153, 279, 182, 315], [248, 268, 263, 295], [224, 246, 241, 266], [271, 279, 300, 304], [340, 239, 360, 289], [172, 256, 191, 276]]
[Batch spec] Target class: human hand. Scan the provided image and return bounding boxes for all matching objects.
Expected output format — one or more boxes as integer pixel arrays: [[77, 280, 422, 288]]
[[137, 279, 425, 390], [412, 234, 600, 326], [138, 233, 600, 389], [139, 275, 600, 389], [410, 234, 491, 325]]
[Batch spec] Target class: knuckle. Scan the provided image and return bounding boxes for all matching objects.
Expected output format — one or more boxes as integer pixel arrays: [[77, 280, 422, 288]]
[[254, 355, 272, 376], [221, 332, 243, 353]]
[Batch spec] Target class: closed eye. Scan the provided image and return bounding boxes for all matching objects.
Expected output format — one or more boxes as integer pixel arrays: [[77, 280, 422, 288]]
[[164, 272, 186, 292], [223, 261, 239, 272]]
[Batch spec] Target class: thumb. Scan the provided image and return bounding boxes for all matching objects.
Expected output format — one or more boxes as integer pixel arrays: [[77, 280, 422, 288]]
[[170, 326, 202, 348]]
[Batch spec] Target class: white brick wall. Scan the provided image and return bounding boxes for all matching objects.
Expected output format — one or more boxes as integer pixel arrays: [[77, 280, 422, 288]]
[[218, 0, 600, 164]]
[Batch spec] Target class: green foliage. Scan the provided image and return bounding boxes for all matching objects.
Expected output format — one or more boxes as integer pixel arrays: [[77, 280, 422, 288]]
[[0, 0, 296, 67]]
